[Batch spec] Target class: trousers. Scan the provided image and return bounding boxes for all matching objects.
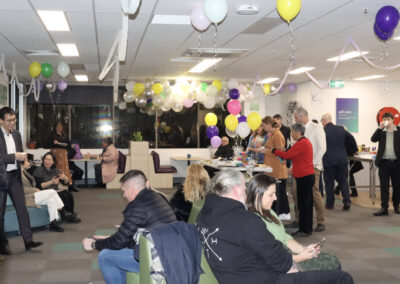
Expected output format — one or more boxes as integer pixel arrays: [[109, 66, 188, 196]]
[[34, 189, 64, 221]]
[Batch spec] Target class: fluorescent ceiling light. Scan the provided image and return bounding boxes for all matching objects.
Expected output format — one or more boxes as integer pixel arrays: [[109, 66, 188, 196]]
[[354, 75, 385, 81], [57, 44, 79, 56], [258, 77, 279, 84], [394, 36, 400, 40], [189, 58, 222, 73], [152, 15, 191, 25], [37, 10, 70, 31], [327, 51, 369, 62], [75, 74, 88, 82], [288, 67, 315, 75]]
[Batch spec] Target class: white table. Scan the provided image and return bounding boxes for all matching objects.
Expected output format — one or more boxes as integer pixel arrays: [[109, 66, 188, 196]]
[[349, 154, 377, 204], [200, 161, 273, 174]]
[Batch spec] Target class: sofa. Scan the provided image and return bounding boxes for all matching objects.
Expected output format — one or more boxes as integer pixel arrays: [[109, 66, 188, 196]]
[[4, 195, 51, 234]]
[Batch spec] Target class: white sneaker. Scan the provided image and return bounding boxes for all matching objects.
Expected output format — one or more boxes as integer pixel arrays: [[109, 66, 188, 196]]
[[279, 213, 291, 221]]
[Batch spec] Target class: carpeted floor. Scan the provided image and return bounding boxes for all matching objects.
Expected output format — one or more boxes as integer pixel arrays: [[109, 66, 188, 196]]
[[0, 186, 399, 284]]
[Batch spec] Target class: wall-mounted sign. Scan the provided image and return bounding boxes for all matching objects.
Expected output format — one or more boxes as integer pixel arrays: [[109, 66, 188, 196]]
[[329, 80, 344, 88], [336, 98, 358, 132]]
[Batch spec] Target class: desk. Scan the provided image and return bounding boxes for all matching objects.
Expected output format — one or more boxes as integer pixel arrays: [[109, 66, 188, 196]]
[[171, 156, 204, 166], [349, 155, 377, 205], [70, 158, 101, 186]]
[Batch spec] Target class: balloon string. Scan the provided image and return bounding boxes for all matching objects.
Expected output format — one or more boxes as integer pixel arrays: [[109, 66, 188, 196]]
[[197, 32, 201, 57], [288, 23, 296, 59], [213, 24, 217, 72]]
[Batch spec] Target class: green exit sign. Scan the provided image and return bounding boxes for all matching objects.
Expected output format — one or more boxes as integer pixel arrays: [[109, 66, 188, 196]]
[[329, 80, 344, 88]]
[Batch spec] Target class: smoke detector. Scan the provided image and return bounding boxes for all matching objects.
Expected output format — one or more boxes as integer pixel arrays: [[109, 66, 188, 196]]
[[236, 4, 259, 15]]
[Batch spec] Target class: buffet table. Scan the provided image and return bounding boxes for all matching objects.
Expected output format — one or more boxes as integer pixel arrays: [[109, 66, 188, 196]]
[[349, 153, 377, 204], [200, 160, 273, 174]]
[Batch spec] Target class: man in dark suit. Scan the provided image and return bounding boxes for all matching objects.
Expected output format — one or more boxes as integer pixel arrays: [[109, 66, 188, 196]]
[[371, 112, 400, 216], [0, 107, 43, 254], [214, 136, 234, 159], [0, 153, 8, 261], [321, 113, 352, 210]]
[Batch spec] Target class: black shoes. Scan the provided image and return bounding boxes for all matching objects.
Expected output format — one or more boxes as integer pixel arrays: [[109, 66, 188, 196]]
[[325, 205, 334, 210], [292, 231, 311, 238], [49, 220, 64, 232], [394, 207, 400, 214], [350, 191, 358, 197], [314, 224, 326, 232], [343, 204, 351, 211], [69, 185, 79, 192], [285, 221, 299, 229], [373, 208, 389, 216], [0, 244, 12, 255], [25, 241, 43, 250]]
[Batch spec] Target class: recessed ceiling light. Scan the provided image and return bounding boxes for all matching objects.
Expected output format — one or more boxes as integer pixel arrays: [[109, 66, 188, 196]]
[[327, 51, 369, 62], [37, 10, 70, 31], [75, 74, 88, 82], [189, 58, 222, 73], [152, 15, 191, 25], [354, 75, 384, 81], [288, 67, 315, 75], [258, 77, 279, 84], [57, 44, 79, 57]]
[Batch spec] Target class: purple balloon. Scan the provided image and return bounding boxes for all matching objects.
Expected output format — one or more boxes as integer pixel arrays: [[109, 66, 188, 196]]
[[375, 6, 400, 33], [229, 88, 240, 99], [211, 136, 222, 148], [374, 22, 394, 41], [238, 115, 247, 123], [287, 83, 297, 93], [57, 80, 67, 91], [206, 125, 219, 139]]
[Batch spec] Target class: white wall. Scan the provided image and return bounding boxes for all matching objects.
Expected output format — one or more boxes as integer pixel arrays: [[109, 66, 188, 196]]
[[243, 86, 281, 119]]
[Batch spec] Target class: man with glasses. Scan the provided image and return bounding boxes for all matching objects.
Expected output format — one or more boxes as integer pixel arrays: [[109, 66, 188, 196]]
[[0, 107, 43, 255]]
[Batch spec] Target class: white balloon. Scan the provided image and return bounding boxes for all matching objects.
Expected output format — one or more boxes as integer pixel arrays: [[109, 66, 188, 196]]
[[215, 94, 226, 105], [237, 122, 250, 138], [119, 102, 127, 110], [153, 95, 164, 107], [203, 96, 216, 109], [196, 90, 207, 102], [57, 62, 70, 78], [125, 81, 135, 91], [206, 85, 218, 96], [191, 80, 201, 90], [221, 80, 229, 89], [238, 84, 247, 95], [225, 127, 237, 138], [228, 79, 238, 89], [172, 102, 183, 112], [204, 0, 228, 24], [124, 91, 135, 103]]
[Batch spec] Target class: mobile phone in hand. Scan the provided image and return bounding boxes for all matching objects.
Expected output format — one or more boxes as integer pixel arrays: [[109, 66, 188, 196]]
[[316, 237, 326, 248]]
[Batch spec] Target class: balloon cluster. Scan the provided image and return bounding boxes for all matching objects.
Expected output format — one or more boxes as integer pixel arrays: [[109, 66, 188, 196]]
[[374, 6, 399, 41], [190, 0, 228, 32], [28, 61, 70, 92], [121, 78, 254, 116]]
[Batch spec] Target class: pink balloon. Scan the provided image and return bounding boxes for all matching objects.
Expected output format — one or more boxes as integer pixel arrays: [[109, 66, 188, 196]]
[[211, 136, 222, 147], [227, 99, 242, 115], [191, 5, 211, 32], [183, 98, 194, 108]]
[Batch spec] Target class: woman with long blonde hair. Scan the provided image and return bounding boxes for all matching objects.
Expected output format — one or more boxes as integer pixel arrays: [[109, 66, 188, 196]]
[[170, 164, 210, 221]]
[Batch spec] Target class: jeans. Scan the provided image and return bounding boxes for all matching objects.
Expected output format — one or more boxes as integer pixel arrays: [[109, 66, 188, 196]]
[[98, 248, 140, 284]]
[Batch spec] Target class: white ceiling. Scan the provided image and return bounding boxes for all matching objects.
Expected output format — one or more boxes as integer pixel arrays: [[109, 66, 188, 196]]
[[1, 0, 400, 85]]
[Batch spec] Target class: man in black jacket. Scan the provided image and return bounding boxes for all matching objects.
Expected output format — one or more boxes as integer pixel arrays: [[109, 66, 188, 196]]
[[197, 169, 354, 284], [214, 136, 234, 159], [82, 170, 176, 284], [371, 112, 400, 216], [0, 153, 8, 261]]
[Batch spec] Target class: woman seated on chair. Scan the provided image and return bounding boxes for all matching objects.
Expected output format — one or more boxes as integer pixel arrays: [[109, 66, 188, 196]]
[[246, 173, 341, 271], [94, 137, 119, 187], [33, 152, 81, 223], [170, 164, 209, 222], [21, 159, 65, 232]]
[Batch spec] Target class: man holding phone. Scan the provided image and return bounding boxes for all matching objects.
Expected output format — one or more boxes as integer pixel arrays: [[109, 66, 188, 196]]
[[371, 112, 400, 216], [0, 107, 43, 255]]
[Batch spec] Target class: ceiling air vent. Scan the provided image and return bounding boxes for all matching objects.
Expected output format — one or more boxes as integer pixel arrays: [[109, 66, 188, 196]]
[[181, 48, 247, 59], [23, 49, 59, 56]]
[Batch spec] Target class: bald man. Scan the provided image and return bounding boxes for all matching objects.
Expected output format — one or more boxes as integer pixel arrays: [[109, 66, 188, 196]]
[[321, 113, 352, 210], [214, 136, 234, 159]]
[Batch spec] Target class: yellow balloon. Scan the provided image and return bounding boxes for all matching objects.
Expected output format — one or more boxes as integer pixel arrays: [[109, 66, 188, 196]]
[[212, 80, 222, 92], [225, 115, 238, 131], [29, 62, 41, 78], [152, 83, 164, 95], [164, 126, 171, 134], [133, 83, 145, 95], [247, 112, 262, 131], [205, 113, 218, 126], [262, 84, 271, 95], [276, 0, 301, 23]]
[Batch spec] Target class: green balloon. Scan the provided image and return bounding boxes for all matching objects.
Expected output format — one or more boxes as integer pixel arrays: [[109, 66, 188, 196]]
[[41, 63, 53, 78], [200, 82, 208, 92]]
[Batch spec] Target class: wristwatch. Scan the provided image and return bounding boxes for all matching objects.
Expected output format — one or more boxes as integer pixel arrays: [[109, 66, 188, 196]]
[[91, 241, 96, 249]]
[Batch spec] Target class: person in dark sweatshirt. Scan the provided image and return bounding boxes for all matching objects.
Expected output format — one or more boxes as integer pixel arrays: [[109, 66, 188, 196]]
[[196, 169, 354, 284]]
